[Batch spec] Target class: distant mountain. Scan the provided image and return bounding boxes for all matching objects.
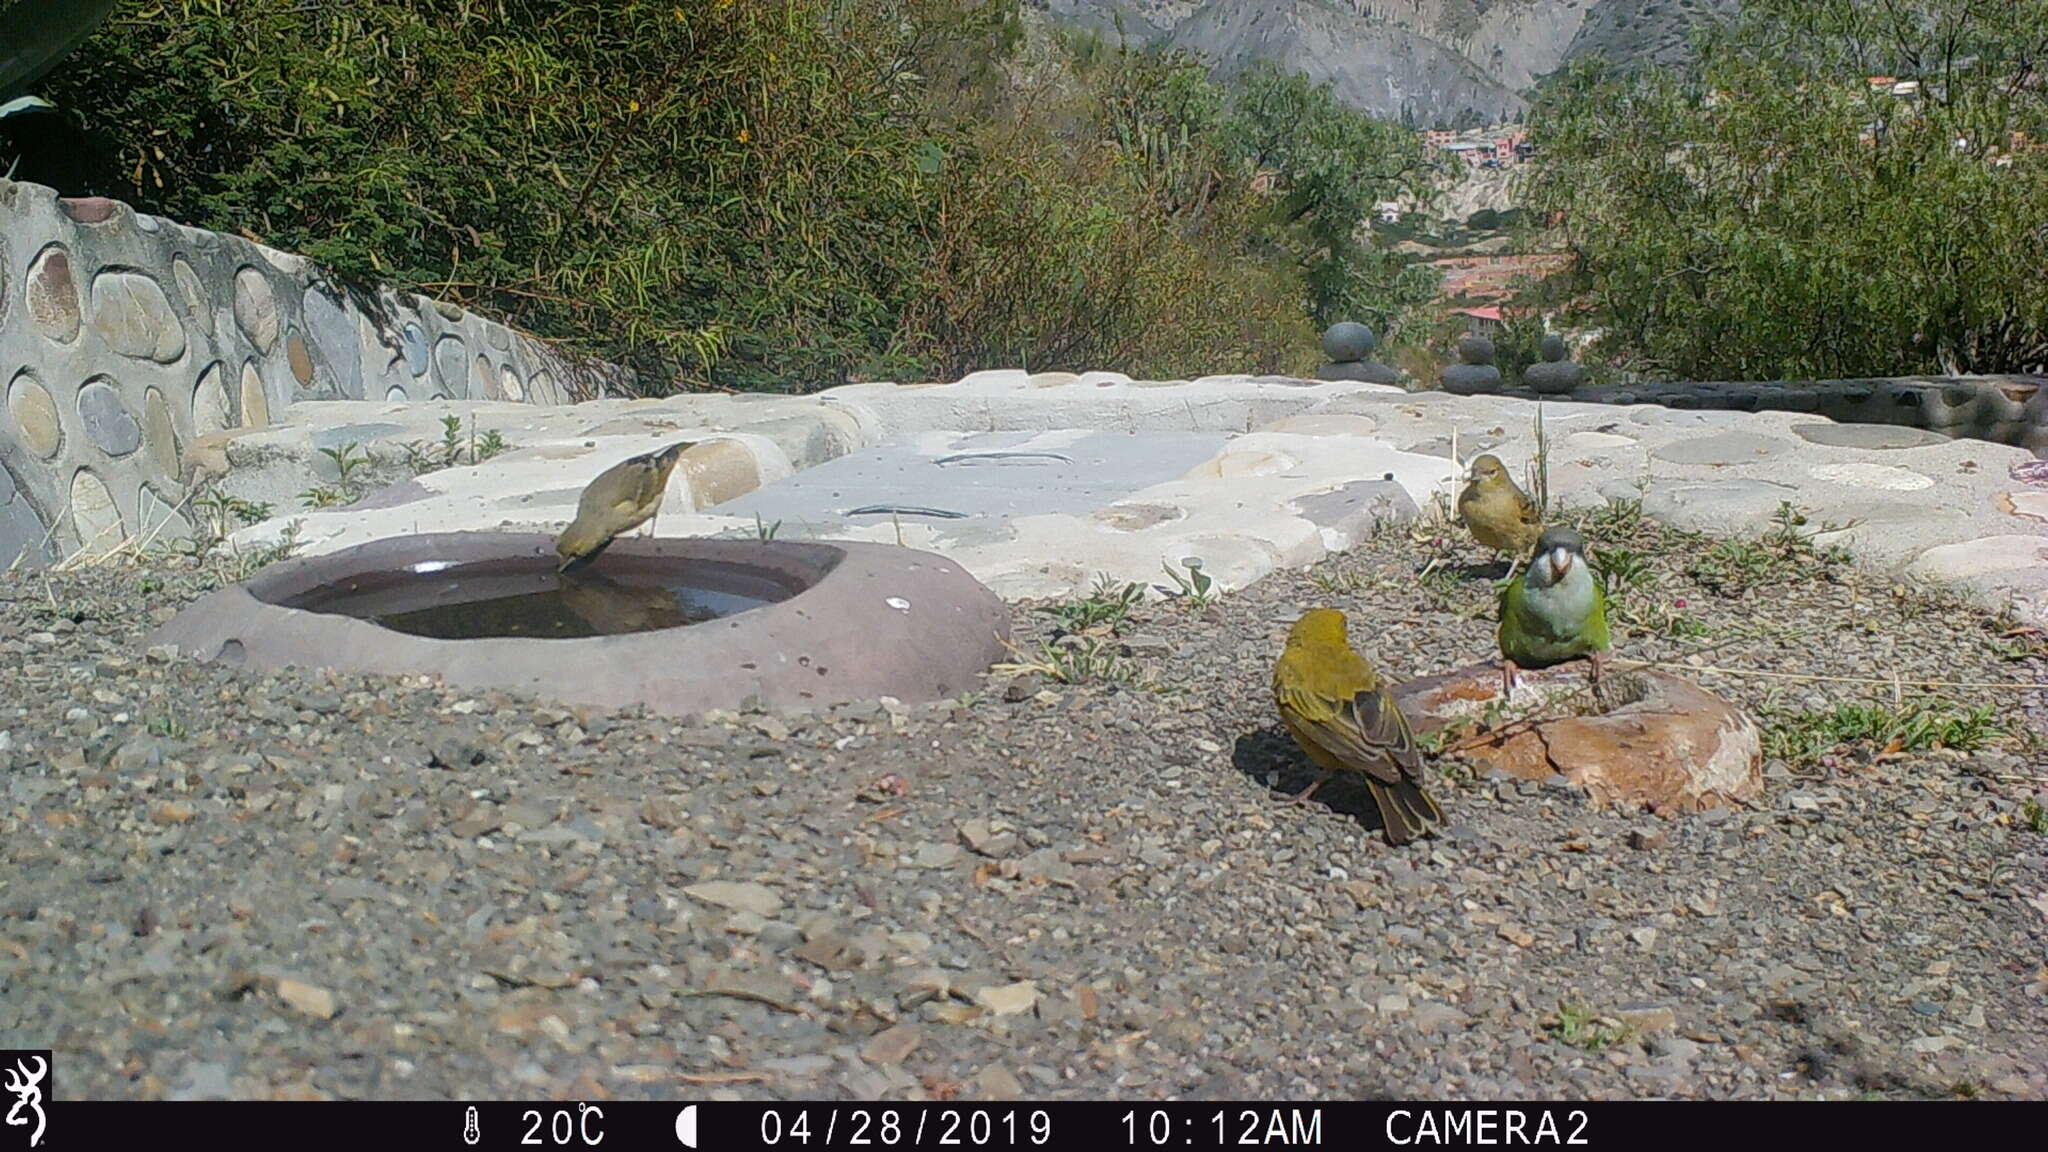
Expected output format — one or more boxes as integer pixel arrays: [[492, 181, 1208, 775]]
[[1031, 0, 1738, 126]]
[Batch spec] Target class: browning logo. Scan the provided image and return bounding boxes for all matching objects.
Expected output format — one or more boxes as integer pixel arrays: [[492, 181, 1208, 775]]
[[1, 1051, 47, 1149]]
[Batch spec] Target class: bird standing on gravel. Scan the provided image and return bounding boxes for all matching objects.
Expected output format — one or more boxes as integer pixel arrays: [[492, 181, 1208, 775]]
[[555, 441, 690, 572], [1272, 608, 1442, 846], [1458, 454, 1544, 578], [1497, 526, 1610, 698]]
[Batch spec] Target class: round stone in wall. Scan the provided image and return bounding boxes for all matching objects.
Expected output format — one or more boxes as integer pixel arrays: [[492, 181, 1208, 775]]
[[400, 321, 430, 376], [385, 385, 409, 401], [239, 361, 270, 429], [232, 266, 280, 353], [171, 255, 213, 338], [286, 327, 315, 387], [473, 354, 493, 400], [302, 285, 363, 399], [138, 485, 192, 541], [143, 387, 180, 479], [192, 362, 231, 436], [90, 270, 187, 363], [499, 365, 522, 402], [528, 370, 553, 404], [26, 244, 82, 343], [432, 335, 467, 398], [76, 378, 142, 456], [70, 468, 124, 552], [6, 370, 63, 459]]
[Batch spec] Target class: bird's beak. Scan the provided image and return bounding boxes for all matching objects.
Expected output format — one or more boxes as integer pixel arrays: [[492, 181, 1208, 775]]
[[1547, 547, 1572, 581]]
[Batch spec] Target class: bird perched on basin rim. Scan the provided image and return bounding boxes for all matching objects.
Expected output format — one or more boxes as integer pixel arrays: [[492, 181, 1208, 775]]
[[1272, 608, 1442, 846], [555, 441, 691, 572], [1457, 453, 1543, 578], [1496, 525, 1610, 697]]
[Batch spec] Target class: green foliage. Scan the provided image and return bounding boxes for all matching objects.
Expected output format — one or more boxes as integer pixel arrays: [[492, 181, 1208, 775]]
[[1155, 557, 1215, 611], [45, 1, 1435, 392], [1039, 572, 1145, 632], [1549, 1003, 1631, 1052], [1764, 696, 2009, 771], [1685, 503, 1853, 596], [300, 441, 369, 508], [1519, 0, 2048, 379], [1229, 65, 1444, 335]]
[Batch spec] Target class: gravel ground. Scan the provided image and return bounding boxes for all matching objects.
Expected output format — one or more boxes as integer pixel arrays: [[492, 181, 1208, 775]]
[[2, 511, 2045, 1102]]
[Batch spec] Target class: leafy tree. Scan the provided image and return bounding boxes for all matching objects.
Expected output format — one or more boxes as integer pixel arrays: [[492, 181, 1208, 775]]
[[1230, 65, 1445, 337], [1518, 0, 2048, 380], [34, 1, 1435, 391]]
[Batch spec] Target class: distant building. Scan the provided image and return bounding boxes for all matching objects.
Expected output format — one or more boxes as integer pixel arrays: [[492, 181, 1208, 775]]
[[1454, 306, 1504, 338]]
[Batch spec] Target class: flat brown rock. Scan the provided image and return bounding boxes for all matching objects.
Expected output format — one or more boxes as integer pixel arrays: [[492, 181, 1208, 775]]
[[1392, 662, 1763, 815]]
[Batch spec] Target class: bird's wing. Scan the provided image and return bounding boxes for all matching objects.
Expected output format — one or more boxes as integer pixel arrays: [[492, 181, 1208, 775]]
[[612, 460, 666, 515], [1278, 680, 1420, 785], [1516, 489, 1543, 527]]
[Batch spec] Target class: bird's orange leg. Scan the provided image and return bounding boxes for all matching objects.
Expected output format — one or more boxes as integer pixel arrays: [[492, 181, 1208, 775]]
[[1501, 658, 1522, 701], [1285, 770, 1335, 805], [1589, 651, 1609, 708]]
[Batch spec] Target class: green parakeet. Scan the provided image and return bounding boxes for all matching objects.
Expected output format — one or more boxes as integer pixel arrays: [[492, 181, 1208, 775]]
[[1497, 526, 1610, 695]]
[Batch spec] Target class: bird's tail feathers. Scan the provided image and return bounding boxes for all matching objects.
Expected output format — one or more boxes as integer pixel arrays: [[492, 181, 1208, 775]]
[[1366, 777, 1443, 846]]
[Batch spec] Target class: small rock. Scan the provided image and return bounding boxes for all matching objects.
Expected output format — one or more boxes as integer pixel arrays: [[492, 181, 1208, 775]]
[[427, 727, 486, 769], [1630, 927, 1659, 949], [144, 643, 179, 664], [1122, 634, 1172, 657], [684, 880, 784, 918], [912, 842, 962, 868], [1001, 675, 1042, 703], [861, 1023, 923, 1066], [971, 1063, 1025, 1101], [275, 977, 339, 1021], [959, 819, 1020, 859], [974, 980, 1040, 1017], [1628, 828, 1667, 851], [1612, 1003, 1677, 1034]]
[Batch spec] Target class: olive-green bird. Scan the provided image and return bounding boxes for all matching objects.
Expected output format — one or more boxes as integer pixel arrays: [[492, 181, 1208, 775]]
[[1457, 453, 1543, 578], [1272, 608, 1443, 846], [1497, 525, 1611, 697], [554, 441, 690, 572]]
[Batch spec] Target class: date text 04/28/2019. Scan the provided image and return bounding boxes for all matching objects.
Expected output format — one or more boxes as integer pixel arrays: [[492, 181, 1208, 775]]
[[758, 1108, 1053, 1146]]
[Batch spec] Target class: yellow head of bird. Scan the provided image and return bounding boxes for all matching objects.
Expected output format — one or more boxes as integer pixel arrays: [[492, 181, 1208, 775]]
[[1468, 454, 1508, 482], [1288, 608, 1350, 649]]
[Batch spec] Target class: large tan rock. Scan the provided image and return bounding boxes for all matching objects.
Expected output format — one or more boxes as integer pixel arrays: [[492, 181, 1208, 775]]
[[1392, 663, 1763, 815]]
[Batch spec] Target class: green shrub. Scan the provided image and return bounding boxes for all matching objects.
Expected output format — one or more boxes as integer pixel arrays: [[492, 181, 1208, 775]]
[[41, 0, 1432, 391], [1518, 0, 2048, 380]]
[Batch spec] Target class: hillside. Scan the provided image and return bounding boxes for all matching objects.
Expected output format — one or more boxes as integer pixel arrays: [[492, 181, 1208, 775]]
[[1033, 0, 1738, 125]]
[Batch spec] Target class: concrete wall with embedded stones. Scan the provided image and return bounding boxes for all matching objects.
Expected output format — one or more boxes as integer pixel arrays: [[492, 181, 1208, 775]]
[[0, 177, 586, 568]]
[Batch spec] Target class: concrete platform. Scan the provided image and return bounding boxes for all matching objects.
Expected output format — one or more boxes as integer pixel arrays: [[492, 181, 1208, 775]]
[[215, 371, 2048, 628]]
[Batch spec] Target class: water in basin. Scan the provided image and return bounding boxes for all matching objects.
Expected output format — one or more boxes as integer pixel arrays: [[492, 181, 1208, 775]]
[[279, 553, 797, 640]]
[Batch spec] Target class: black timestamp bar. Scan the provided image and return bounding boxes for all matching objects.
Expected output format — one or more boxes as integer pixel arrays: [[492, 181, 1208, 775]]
[[39, 1095, 1983, 1151]]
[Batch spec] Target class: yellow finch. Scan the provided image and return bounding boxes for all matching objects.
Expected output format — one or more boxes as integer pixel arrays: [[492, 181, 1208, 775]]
[[1272, 608, 1442, 845], [1457, 453, 1543, 577], [555, 441, 690, 572]]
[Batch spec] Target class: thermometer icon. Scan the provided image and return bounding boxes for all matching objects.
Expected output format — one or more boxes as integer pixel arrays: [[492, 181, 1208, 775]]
[[464, 1106, 481, 1145]]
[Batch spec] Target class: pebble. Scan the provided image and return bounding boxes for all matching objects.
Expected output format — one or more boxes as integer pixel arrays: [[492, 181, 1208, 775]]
[[275, 978, 340, 1021], [683, 880, 783, 918]]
